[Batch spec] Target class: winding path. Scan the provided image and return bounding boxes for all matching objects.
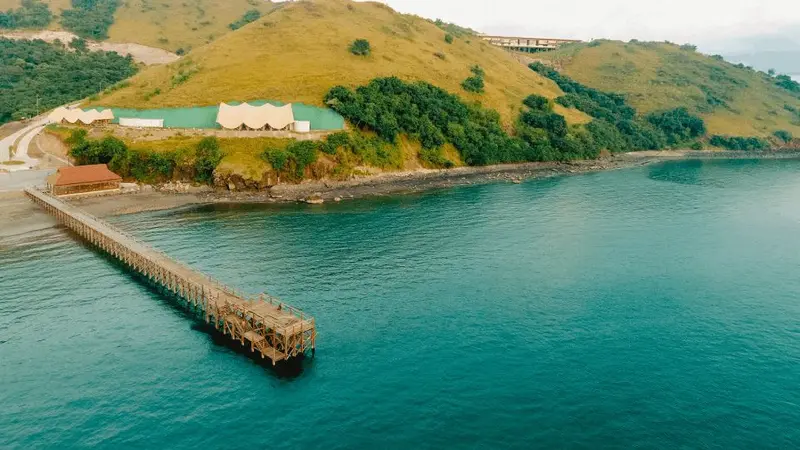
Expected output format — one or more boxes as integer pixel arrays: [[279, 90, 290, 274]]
[[0, 119, 48, 170]]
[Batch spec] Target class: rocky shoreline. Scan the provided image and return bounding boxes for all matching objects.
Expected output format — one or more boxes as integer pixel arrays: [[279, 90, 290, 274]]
[[21, 149, 800, 220], [66, 155, 656, 217]]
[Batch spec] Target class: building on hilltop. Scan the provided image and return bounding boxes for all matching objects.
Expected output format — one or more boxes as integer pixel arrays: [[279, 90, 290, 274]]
[[46, 164, 122, 196], [481, 35, 581, 53]]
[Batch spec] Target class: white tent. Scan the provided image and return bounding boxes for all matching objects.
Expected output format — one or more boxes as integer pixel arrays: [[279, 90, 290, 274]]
[[48, 107, 115, 125], [216, 103, 295, 130]]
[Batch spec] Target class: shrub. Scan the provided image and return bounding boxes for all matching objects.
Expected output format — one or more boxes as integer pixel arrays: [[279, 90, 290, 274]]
[[350, 39, 371, 56], [775, 74, 800, 93], [229, 9, 261, 30], [586, 120, 630, 153], [194, 137, 222, 183], [470, 65, 485, 78], [519, 110, 567, 137], [709, 135, 769, 150], [773, 130, 793, 143], [689, 141, 704, 150], [680, 44, 698, 51], [461, 75, 484, 93], [645, 107, 706, 145], [522, 94, 551, 111], [433, 51, 446, 60], [261, 141, 319, 178], [320, 131, 350, 154], [444, 33, 454, 44]]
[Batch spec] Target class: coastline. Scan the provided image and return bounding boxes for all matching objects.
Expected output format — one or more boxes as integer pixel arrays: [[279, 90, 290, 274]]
[[4, 150, 800, 238], [67, 155, 653, 218]]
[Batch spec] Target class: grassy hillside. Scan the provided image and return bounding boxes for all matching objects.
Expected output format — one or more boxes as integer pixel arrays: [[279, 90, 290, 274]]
[[0, 0, 275, 51], [537, 40, 800, 137], [91, 0, 590, 128]]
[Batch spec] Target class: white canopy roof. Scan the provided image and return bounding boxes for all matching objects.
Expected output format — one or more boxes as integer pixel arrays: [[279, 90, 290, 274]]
[[48, 107, 114, 125], [216, 103, 295, 130]]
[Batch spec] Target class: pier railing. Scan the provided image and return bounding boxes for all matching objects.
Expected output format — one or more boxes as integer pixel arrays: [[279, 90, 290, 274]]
[[25, 187, 316, 364]]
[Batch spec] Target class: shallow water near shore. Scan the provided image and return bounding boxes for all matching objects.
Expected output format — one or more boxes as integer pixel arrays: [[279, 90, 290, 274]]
[[2, 159, 800, 448]]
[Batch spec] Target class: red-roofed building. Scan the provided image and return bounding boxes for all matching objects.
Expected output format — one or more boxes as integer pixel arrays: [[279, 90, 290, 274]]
[[46, 164, 122, 196]]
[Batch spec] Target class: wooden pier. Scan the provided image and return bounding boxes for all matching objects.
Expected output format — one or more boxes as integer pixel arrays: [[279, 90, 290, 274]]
[[25, 187, 315, 365]]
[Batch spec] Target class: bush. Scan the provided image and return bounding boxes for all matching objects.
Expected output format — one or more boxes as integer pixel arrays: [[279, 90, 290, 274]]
[[470, 65, 485, 78], [775, 74, 800, 93], [530, 62, 635, 122], [194, 137, 222, 183], [709, 135, 769, 150], [519, 110, 567, 137], [461, 75, 484, 93], [689, 141, 704, 150], [261, 140, 319, 179], [320, 131, 350, 154], [523, 94, 550, 111], [444, 33, 454, 44], [586, 120, 630, 153], [645, 107, 706, 145], [680, 44, 697, 51], [774, 130, 793, 143], [228, 9, 261, 30], [350, 39, 371, 56]]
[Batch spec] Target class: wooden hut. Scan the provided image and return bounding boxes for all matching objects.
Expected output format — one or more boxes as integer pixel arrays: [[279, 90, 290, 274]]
[[46, 164, 122, 196]]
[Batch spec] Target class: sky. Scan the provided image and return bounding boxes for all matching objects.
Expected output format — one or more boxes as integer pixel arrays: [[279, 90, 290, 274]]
[[371, 0, 800, 53]]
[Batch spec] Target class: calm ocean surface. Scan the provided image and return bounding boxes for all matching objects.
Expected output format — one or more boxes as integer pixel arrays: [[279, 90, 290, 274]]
[[2, 159, 800, 449]]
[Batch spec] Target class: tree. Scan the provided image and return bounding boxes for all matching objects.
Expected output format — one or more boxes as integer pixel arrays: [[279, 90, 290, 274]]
[[350, 39, 371, 56], [461, 75, 484, 93], [523, 94, 550, 111]]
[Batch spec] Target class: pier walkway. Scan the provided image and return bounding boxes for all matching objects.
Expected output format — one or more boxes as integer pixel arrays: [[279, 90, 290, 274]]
[[25, 187, 315, 365]]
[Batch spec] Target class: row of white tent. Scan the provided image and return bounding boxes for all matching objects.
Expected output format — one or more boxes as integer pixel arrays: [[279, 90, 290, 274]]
[[48, 107, 115, 125], [216, 103, 296, 130]]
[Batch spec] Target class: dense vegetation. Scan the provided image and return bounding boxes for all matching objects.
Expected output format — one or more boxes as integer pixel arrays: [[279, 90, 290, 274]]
[[61, 0, 120, 39], [536, 40, 800, 138], [228, 9, 261, 30], [530, 62, 707, 150], [709, 135, 769, 151], [0, 0, 52, 29], [0, 39, 137, 124], [67, 129, 223, 183]]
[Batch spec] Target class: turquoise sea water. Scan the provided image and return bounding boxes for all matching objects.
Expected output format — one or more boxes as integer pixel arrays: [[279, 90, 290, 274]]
[[2, 159, 800, 448]]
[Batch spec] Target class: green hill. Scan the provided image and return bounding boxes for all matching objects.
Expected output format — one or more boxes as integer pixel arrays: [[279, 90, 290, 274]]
[[90, 0, 589, 128], [536, 40, 800, 137]]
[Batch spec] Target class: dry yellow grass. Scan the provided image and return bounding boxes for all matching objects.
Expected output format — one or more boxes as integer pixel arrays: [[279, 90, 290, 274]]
[[107, 0, 276, 52], [92, 0, 590, 128], [0, 0, 273, 50], [539, 41, 800, 137]]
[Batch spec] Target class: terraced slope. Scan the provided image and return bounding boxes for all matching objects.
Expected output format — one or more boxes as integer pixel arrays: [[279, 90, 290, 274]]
[[537, 40, 800, 137]]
